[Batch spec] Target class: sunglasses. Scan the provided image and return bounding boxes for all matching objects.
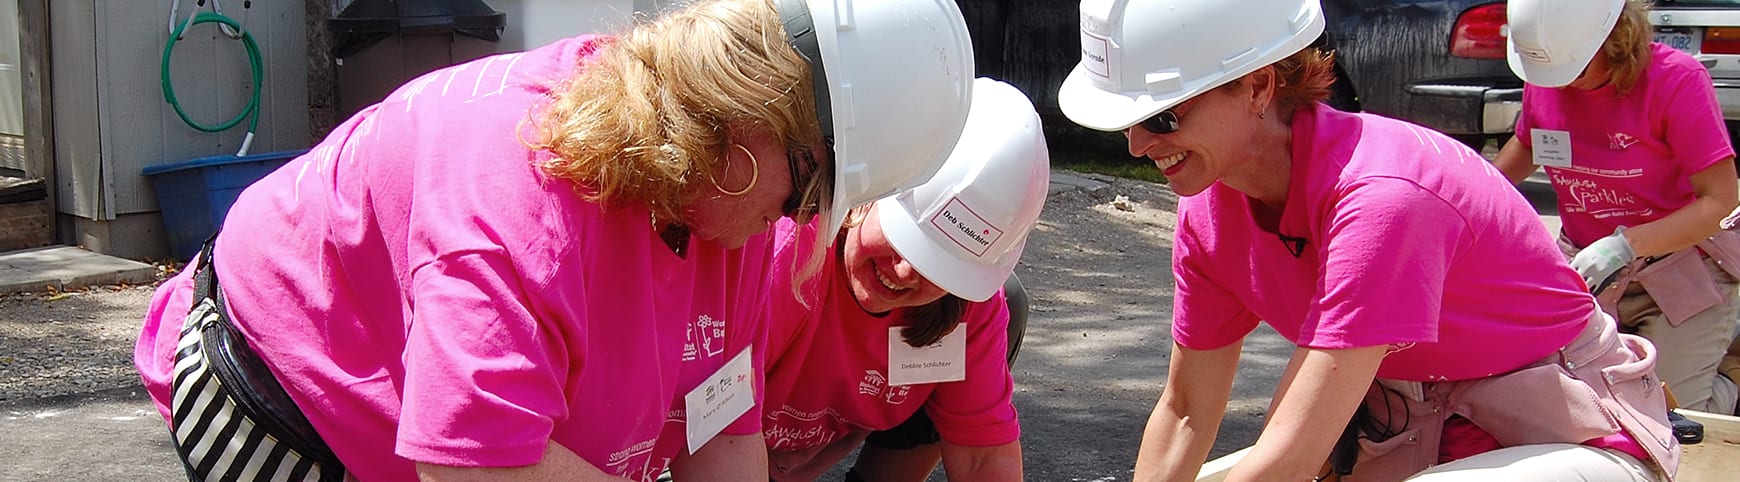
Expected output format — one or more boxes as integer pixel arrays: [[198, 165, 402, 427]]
[[782, 141, 833, 224], [1135, 109, 1182, 134]]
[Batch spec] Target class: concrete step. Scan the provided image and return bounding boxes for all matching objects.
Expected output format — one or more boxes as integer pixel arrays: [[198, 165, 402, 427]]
[[0, 246, 157, 295]]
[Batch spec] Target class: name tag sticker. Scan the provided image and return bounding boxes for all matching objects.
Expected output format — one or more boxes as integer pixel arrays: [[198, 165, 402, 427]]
[[927, 198, 1005, 258], [1080, 31, 1110, 78], [1532, 129, 1573, 167], [684, 347, 755, 454], [888, 326, 967, 386]]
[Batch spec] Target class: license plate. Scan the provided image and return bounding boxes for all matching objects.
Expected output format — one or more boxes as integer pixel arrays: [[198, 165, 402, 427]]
[[1656, 26, 1703, 54]]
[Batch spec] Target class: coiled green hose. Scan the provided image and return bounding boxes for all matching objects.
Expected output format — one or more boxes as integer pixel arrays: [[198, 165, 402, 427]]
[[161, 11, 262, 153]]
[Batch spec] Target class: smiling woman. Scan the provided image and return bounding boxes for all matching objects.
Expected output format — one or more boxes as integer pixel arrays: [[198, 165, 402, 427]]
[[1061, 0, 1685, 480], [759, 78, 1049, 482]]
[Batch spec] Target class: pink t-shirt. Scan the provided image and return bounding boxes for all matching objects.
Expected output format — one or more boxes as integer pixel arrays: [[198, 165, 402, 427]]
[[1517, 43, 1735, 247], [134, 35, 770, 482], [757, 219, 1020, 453], [1172, 103, 1593, 381], [1172, 104, 1631, 461]]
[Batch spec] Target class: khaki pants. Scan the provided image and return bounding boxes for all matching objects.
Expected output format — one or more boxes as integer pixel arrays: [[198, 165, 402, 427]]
[[1616, 255, 1740, 414]]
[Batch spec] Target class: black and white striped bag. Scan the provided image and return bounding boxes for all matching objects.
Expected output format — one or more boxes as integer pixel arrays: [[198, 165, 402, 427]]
[[168, 244, 345, 482]]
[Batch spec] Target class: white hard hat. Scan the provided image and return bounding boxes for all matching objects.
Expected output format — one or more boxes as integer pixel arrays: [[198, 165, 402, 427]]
[[876, 79, 1050, 302], [779, 0, 977, 238], [1507, 0, 1624, 88], [1058, 0, 1326, 131]]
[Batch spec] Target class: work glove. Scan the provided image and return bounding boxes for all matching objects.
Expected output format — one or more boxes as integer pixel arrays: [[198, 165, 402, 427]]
[[1570, 227, 1636, 293]]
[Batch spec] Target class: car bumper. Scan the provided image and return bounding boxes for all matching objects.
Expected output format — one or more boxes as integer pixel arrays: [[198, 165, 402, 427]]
[[1715, 80, 1740, 121], [1403, 84, 1523, 135]]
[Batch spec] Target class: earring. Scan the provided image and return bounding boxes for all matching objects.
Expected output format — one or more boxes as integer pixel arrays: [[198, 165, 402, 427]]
[[1258, 111, 1267, 120], [712, 144, 759, 196]]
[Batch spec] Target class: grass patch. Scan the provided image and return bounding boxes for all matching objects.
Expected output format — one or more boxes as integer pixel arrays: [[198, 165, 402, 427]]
[[1043, 124, 1168, 184], [1052, 152, 1167, 184]]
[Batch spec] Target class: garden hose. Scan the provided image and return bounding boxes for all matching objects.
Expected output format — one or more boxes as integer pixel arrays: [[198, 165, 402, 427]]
[[161, 11, 262, 156]]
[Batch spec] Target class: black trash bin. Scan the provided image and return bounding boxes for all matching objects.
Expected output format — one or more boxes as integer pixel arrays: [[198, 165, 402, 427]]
[[330, 0, 507, 118]]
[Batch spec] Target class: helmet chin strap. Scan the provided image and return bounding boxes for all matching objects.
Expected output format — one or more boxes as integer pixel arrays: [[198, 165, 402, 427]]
[[776, 0, 835, 141]]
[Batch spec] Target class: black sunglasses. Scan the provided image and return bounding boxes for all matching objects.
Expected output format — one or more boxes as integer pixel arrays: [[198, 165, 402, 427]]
[[782, 141, 833, 224], [1135, 109, 1182, 134]]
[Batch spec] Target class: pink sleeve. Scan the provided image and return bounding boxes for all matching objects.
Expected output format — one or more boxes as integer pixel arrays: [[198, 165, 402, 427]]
[[1171, 209, 1261, 350], [395, 251, 571, 467], [1302, 178, 1463, 349], [925, 291, 1021, 447], [1660, 65, 1735, 174]]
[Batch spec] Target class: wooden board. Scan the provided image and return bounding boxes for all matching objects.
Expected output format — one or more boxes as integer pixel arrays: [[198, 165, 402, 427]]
[[1676, 409, 1740, 482]]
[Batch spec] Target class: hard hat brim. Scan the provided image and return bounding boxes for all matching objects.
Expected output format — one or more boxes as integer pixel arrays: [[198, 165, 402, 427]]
[[874, 200, 1009, 303], [1507, 39, 1583, 88], [1058, 64, 1191, 132]]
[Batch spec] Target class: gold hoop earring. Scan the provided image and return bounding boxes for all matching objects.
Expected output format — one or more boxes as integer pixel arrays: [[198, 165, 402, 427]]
[[712, 144, 759, 196]]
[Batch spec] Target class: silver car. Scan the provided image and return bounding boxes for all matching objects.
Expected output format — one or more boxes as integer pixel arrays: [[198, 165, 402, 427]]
[[1650, 0, 1740, 144]]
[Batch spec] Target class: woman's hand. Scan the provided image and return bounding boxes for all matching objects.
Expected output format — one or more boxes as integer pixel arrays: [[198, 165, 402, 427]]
[[1570, 228, 1637, 291], [1225, 345, 1386, 482]]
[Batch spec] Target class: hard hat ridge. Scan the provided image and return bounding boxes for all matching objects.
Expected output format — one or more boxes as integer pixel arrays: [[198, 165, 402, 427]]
[[1058, 0, 1327, 131]]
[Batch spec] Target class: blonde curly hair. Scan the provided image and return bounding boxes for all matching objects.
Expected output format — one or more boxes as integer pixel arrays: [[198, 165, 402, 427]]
[[530, 0, 827, 223], [1600, 0, 1654, 95]]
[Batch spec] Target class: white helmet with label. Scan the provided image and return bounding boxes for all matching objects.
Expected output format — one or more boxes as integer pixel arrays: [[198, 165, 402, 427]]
[[1058, 0, 1326, 131], [1507, 0, 1624, 88], [876, 78, 1050, 302], [779, 0, 977, 238]]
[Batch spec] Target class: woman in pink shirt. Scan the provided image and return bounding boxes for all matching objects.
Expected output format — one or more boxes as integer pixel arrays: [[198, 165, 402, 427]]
[[759, 79, 1048, 481], [131, 1, 979, 481], [1058, 0, 1679, 480], [1496, 0, 1740, 416]]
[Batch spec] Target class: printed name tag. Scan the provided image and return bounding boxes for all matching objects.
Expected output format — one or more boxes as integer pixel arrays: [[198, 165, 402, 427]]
[[927, 198, 1005, 258], [888, 326, 966, 386], [1531, 129, 1573, 167], [1080, 31, 1111, 78], [684, 347, 755, 454]]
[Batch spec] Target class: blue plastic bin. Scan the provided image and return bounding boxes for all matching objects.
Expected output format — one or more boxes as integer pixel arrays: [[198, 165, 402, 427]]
[[143, 149, 307, 261]]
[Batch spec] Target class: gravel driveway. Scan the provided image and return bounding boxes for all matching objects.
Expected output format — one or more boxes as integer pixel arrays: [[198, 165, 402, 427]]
[[0, 170, 1291, 481], [0, 285, 155, 403]]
